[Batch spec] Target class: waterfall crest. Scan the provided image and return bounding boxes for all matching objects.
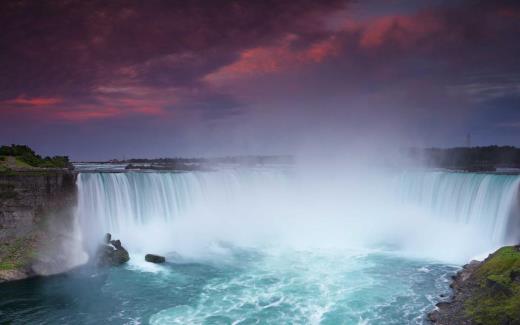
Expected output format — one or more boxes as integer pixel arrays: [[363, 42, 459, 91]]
[[398, 171, 520, 243], [76, 168, 520, 263], [76, 169, 290, 254]]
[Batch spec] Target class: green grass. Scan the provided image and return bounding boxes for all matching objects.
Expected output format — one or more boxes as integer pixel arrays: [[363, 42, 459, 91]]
[[12, 157, 33, 168], [464, 246, 520, 325], [0, 145, 71, 169], [0, 261, 18, 270], [0, 237, 35, 271], [0, 156, 8, 172], [0, 156, 34, 169]]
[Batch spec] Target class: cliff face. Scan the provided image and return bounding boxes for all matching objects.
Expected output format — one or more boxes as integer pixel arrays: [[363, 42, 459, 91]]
[[0, 171, 86, 281]]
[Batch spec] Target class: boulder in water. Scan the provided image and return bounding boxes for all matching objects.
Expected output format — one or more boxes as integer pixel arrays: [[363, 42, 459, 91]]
[[145, 254, 165, 264], [97, 233, 130, 266]]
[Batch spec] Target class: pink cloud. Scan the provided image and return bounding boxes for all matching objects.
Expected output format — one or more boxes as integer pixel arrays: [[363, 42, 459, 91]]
[[52, 106, 123, 121], [353, 13, 442, 49], [205, 10, 446, 84], [205, 34, 340, 83], [51, 96, 169, 122], [0, 91, 171, 123], [2, 96, 63, 106]]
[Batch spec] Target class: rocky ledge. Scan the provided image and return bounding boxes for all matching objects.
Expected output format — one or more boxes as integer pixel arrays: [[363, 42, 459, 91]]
[[428, 245, 520, 325]]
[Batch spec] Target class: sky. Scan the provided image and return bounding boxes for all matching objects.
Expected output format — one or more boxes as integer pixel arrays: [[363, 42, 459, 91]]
[[0, 0, 519, 160]]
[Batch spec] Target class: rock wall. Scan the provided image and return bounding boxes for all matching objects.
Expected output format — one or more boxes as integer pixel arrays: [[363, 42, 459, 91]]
[[0, 171, 85, 281]]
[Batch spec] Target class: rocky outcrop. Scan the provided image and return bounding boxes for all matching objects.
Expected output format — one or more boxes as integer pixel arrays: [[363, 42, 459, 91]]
[[145, 254, 165, 263], [0, 170, 84, 282], [427, 260, 482, 324], [96, 233, 129, 266], [428, 246, 520, 324]]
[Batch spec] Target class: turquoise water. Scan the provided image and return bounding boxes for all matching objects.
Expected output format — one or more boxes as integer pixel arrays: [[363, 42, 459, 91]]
[[0, 248, 456, 324]]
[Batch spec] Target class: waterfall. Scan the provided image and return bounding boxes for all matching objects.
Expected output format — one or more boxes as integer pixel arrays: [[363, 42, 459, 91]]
[[75, 167, 520, 263], [76, 168, 291, 255], [397, 171, 520, 244]]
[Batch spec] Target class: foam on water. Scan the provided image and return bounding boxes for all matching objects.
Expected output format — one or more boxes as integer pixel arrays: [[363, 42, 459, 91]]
[[145, 248, 455, 325]]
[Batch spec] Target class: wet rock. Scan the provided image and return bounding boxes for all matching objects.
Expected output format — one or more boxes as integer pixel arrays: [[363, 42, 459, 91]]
[[0, 268, 34, 282], [427, 310, 439, 322], [96, 233, 129, 266], [145, 254, 165, 264], [435, 301, 451, 309], [110, 239, 123, 249]]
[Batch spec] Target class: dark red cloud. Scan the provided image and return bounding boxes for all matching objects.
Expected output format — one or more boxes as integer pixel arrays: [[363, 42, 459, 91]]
[[0, 0, 345, 97]]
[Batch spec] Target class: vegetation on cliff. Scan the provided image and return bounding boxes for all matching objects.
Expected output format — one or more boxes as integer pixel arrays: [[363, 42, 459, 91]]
[[464, 246, 520, 324], [0, 144, 71, 170], [408, 146, 520, 171], [0, 237, 36, 271], [429, 245, 520, 324], [0, 147, 77, 282]]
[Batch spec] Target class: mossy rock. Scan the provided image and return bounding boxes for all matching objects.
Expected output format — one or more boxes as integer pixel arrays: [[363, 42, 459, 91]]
[[0, 237, 37, 271], [464, 246, 520, 325]]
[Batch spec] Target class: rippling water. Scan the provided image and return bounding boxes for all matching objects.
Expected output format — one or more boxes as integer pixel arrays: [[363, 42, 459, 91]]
[[0, 247, 456, 325]]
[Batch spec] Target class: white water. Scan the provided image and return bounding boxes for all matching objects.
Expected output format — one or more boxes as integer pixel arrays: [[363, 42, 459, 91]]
[[397, 171, 520, 243], [76, 168, 520, 264]]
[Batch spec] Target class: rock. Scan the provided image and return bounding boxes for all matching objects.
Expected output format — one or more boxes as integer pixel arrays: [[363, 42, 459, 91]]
[[485, 275, 512, 295], [112, 248, 130, 264], [428, 246, 520, 324], [510, 269, 520, 282], [96, 234, 129, 266], [435, 301, 451, 309], [0, 170, 79, 282], [427, 310, 439, 322], [145, 254, 165, 264], [110, 239, 122, 249], [0, 268, 34, 282]]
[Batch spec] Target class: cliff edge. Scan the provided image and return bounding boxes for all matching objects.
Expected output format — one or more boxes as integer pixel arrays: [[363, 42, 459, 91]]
[[428, 246, 520, 325]]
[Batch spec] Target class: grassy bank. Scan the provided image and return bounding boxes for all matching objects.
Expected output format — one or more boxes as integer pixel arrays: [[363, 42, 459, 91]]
[[464, 246, 520, 324], [0, 145, 71, 172]]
